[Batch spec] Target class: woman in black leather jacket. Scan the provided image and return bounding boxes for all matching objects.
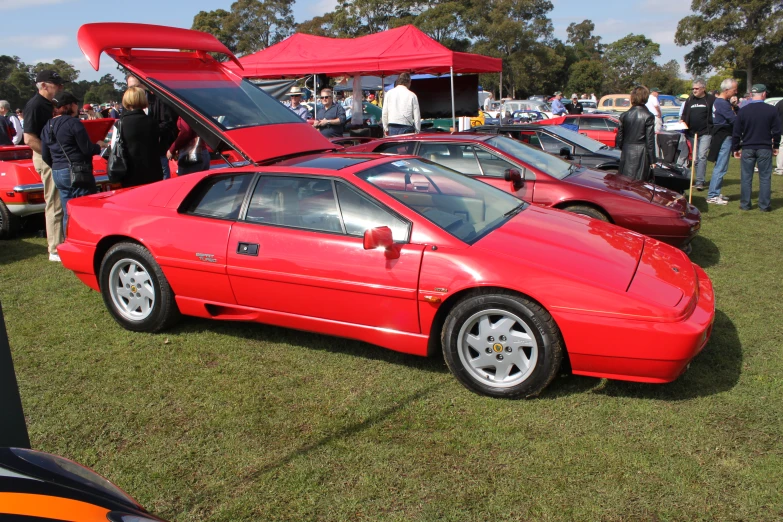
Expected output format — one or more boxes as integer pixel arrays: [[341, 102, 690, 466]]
[[616, 86, 656, 181]]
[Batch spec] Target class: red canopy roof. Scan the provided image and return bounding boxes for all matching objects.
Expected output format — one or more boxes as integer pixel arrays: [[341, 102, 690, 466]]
[[231, 25, 502, 78]]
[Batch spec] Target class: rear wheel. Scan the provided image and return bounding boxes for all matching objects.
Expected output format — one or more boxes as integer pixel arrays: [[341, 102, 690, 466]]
[[442, 291, 564, 398], [0, 200, 20, 239], [564, 204, 609, 222], [99, 242, 180, 332]]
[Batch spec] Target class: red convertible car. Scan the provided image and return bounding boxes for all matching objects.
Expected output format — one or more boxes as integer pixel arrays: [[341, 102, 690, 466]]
[[58, 23, 715, 399], [0, 119, 115, 238], [347, 134, 701, 251]]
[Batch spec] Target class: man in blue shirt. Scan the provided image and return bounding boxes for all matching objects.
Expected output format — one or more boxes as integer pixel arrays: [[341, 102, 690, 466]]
[[551, 91, 567, 117], [732, 84, 782, 212], [706, 79, 738, 205], [313, 88, 346, 138]]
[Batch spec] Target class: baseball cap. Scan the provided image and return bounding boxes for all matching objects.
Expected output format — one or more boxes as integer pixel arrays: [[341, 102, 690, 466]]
[[53, 92, 78, 108], [82, 104, 92, 111], [554, 91, 562, 96], [650, 87, 661, 93], [750, 84, 767, 93], [35, 70, 65, 85]]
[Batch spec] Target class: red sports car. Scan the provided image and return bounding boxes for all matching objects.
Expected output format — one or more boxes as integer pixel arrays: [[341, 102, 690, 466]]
[[347, 134, 701, 251], [58, 23, 714, 399], [534, 114, 621, 147], [0, 119, 115, 238]]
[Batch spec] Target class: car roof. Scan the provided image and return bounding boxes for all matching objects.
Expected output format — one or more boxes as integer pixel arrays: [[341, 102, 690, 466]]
[[372, 132, 494, 144]]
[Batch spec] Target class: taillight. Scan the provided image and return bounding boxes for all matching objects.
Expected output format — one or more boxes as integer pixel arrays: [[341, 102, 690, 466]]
[[26, 191, 45, 205]]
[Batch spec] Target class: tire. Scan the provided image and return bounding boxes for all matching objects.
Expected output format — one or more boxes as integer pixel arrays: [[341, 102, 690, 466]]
[[0, 200, 20, 240], [564, 204, 609, 222], [99, 242, 180, 332], [442, 291, 564, 399]]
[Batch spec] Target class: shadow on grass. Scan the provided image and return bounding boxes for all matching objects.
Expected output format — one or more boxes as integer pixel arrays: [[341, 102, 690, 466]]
[[0, 238, 48, 265], [592, 309, 741, 400], [251, 381, 444, 475], [170, 316, 449, 375], [689, 235, 720, 269]]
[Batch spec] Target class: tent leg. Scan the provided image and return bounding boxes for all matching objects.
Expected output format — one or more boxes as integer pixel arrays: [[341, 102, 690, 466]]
[[499, 71, 503, 101], [313, 73, 317, 120], [450, 66, 456, 133]]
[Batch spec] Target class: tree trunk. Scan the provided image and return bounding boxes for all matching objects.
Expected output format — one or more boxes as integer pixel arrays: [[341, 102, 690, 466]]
[[746, 57, 752, 94]]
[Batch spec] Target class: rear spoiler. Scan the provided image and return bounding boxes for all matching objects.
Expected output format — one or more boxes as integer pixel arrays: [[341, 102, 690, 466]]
[[77, 23, 243, 71]]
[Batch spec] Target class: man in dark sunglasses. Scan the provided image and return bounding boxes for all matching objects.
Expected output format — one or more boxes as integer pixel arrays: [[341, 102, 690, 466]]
[[679, 79, 715, 191], [313, 88, 346, 138]]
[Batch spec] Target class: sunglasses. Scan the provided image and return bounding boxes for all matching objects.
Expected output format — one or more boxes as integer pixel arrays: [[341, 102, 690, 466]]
[[290, 94, 301, 97], [320, 96, 331, 99]]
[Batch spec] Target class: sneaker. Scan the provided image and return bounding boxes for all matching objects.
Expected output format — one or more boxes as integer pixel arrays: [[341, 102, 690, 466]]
[[775, 169, 783, 176], [718, 194, 729, 202], [695, 183, 705, 191], [48, 253, 61, 262], [706, 197, 728, 205], [759, 207, 772, 212]]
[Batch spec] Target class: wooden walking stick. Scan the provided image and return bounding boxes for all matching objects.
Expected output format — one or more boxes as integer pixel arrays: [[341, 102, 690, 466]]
[[689, 133, 698, 204]]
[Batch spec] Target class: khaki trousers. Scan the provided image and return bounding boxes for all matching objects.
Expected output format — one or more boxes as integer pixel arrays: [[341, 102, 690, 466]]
[[33, 152, 63, 254]]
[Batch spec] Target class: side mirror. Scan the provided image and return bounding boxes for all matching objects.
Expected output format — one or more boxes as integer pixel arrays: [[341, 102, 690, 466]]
[[559, 146, 572, 159], [363, 226, 396, 252], [504, 168, 524, 189]]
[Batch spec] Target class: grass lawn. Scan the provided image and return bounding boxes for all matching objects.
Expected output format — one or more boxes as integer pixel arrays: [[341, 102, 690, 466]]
[[1, 161, 781, 521]]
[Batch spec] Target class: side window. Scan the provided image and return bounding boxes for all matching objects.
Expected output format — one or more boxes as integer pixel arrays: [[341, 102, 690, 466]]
[[335, 182, 409, 242], [602, 98, 613, 107], [419, 143, 482, 176], [245, 176, 342, 233], [564, 117, 577, 126], [582, 118, 609, 130], [537, 133, 570, 154], [473, 147, 521, 178], [606, 119, 620, 130], [374, 142, 416, 155], [183, 174, 253, 220]]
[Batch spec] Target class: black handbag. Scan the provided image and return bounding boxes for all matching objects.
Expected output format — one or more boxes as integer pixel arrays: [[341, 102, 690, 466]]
[[107, 117, 130, 182], [50, 120, 94, 186]]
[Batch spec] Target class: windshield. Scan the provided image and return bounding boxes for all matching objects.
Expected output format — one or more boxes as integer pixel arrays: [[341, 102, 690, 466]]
[[487, 136, 573, 180], [358, 158, 526, 244], [151, 76, 304, 130], [543, 126, 603, 152]]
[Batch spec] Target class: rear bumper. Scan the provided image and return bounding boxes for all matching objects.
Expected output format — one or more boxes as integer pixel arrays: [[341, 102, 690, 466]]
[[58, 240, 99, 291], [5, 202, 45, 217], [554, 263, 715, 383]]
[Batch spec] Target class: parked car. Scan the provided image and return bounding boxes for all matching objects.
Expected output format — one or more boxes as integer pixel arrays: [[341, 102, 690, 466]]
[[598, 94, 631, 113], [473, 124, 622, 170], [0, 118, 116, 239], [533, 114, 620, 147], [499, 99, 553, 119], [60, 22, 715, 399], [563, 99, 598, 114], [0, 447, 169, 521], [348, 133, 700, 250], [657, 95, 682, 108], [765, 97, 782, 107]]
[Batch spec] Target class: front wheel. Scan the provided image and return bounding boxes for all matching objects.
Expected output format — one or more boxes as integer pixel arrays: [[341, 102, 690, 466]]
[[442, 292, 564, 398], [0, 200, 20, 239], [564, 204, 609, 222], [99, 242, 180, 332]]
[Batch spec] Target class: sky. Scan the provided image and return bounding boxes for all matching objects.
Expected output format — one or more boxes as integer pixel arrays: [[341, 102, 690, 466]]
[[0, 0, 693, 83]]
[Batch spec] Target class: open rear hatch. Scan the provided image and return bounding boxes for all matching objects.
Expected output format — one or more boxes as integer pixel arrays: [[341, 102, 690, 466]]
[[77, 23, 336, 166], [81, 118, 114, 143]]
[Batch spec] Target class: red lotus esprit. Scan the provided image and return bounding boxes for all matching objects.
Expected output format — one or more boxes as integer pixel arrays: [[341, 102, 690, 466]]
[[58, 23, 715, 398], [347, 134, 701, 251]]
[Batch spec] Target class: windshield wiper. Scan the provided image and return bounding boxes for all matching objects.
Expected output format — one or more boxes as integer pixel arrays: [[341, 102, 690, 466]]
[[504, 202, 526, 217]]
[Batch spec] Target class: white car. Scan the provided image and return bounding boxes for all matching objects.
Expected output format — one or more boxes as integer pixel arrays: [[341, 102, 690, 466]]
[[496, 100, 553, 119], [765, 97, 782, 107]]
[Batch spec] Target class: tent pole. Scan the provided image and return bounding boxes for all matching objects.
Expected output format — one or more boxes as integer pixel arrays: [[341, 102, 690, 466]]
[[313, 73, 317, 120], [450, 66, 456, 133]]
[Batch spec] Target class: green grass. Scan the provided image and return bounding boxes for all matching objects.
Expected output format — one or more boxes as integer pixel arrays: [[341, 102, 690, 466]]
[[1, 162, 782, 521]]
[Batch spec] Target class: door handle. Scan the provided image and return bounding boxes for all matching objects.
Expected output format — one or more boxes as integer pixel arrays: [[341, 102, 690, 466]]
[[237, 242, 259, 256]]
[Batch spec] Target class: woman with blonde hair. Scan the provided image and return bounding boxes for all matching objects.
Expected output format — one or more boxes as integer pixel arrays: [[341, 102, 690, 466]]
[[116, 86, 163, 187], [616, 85, 656, 181]]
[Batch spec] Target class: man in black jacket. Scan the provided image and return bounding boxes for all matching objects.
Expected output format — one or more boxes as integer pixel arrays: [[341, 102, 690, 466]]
[[680, 79, 715, 190], [776, 97, 783, 175], [732, 84, 781, 212]]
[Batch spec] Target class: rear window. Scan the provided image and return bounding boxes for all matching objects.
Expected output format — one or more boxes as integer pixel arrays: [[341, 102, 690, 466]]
[[280, 156, 373, 170], [152, 76, 304, 131], [182, 174, 253, 220]]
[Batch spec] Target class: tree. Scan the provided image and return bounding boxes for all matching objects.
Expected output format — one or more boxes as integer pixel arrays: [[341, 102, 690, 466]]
[[675, 1, 783, 92], [566, 20, 602, 61], [32, 59, 79, 83], [566, 60, 604, 95], [602, 34, 661, 91], [192, 9, 236, 57], [640, 60, 690, 96]]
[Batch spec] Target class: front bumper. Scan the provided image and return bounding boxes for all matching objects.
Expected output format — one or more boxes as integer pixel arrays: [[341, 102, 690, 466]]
[[553, 263, 715, 383], [58, 239, 99, 291]]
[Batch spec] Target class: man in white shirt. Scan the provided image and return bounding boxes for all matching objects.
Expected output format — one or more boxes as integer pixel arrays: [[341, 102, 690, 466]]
[[0, 100, 23, 144], [483, 92, 494, 111], [645, 87, 662, 132], [382, 73, 421, 136]]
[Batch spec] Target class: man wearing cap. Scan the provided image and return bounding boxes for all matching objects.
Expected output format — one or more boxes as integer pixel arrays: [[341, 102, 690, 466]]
[[732, 84, 781, 212], [567, 94, 583, 115], [645, 88, 662, 132], [551, 92, 567, 117], [23, 70, 64, 262], [284, 86, 312, 121]]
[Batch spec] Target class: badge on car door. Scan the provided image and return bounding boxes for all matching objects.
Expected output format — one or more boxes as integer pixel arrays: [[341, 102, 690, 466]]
[[196, 253, 216, 263]]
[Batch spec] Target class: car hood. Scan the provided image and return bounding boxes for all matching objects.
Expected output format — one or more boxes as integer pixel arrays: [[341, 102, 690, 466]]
[[567, 167, 654, 202], [474, 205, 644, 292]]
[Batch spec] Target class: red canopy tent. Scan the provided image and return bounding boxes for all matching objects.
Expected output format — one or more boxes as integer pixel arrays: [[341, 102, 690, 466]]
[[230, 25, 501, 78], [228, 25, 502, 129]]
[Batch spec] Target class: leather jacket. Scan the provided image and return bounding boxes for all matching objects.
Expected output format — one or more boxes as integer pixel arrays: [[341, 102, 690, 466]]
[[616, 105, 656, 180]]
